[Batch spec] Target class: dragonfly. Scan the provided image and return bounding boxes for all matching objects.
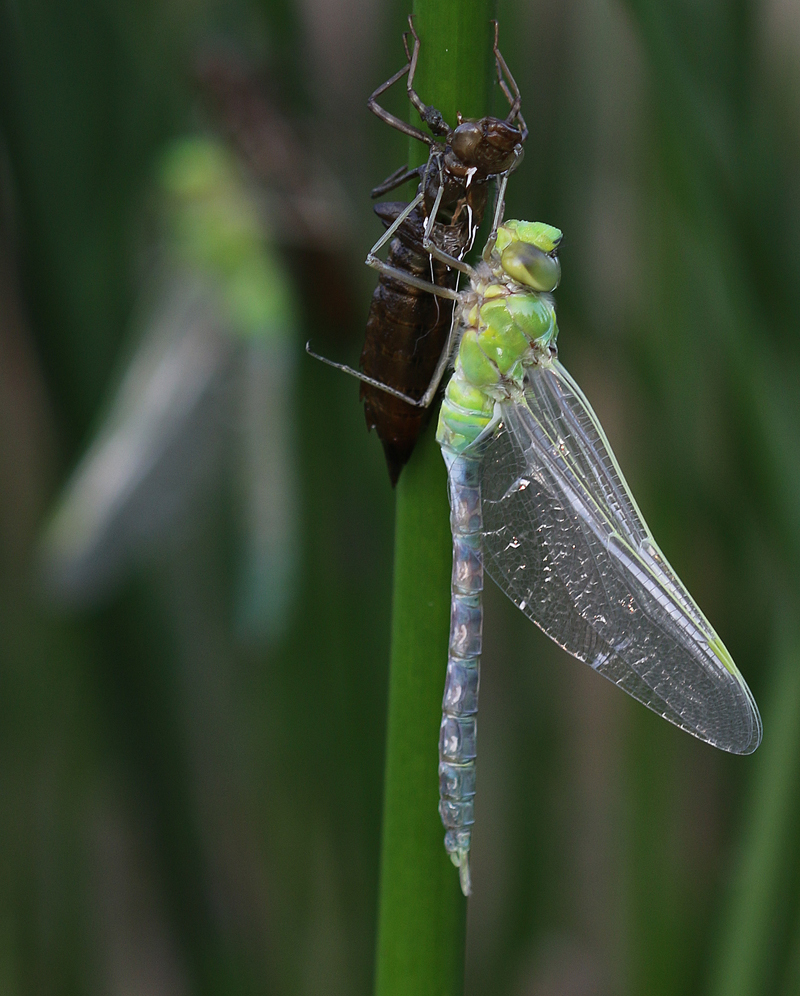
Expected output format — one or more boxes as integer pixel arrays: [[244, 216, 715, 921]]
[[355, 215, 763, 896], [309, 18, 527, 484]]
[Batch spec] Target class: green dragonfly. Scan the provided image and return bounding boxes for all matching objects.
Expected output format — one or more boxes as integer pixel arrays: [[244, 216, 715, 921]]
[[361, 211, 763, 896]]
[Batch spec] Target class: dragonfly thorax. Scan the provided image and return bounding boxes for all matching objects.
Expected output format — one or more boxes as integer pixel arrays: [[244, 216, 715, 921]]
[[448, 117, 523, 176], [437, 225, 562, 456]]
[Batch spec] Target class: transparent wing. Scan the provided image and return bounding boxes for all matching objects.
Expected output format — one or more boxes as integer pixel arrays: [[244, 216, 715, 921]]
[[38, 274, 234, 605], [478, 357, 761, 753]]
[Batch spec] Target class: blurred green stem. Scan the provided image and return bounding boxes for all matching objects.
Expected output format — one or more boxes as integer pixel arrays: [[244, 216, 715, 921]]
[[706, 623, 800, 996], [372, 3, 494, 994]]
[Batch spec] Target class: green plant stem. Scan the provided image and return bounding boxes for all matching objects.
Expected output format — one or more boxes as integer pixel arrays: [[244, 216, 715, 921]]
[[373, 4, 494, 995], [706, 626, 800, 996], [374, 426, 462, 996]]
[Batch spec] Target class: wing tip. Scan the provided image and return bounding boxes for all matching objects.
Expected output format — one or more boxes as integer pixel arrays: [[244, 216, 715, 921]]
[[730, 688, 763, 755]]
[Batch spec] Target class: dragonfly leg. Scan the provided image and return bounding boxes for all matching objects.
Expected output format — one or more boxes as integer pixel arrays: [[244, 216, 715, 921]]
[[366, 164, 470, 406], [365, 257, 460, 300], [366, 188, 459, 299], [421, 165, 478, 278], [305, 343, 437, 407], [367, 57, 432, 146], [365, 190, 425, 262], [415, 295, 463, 408], [364, 183, 472, 292], [405, 16, 451, 138], [370, 163, 423, 200], [365, 191, 461, 301], [307, 254, 464, 410], [310, 301, 462, 410], [483, 169, 514, 261], [492, 20, 529, 140]]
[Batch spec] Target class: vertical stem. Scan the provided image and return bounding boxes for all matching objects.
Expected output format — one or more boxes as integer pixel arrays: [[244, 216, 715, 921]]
[[374, 427, 463, 996], [373, 4, 494, 995], [706, 627, 800, 996]]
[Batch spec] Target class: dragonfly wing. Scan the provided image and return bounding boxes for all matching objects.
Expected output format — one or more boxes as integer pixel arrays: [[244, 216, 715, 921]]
[[479, 358, 761, 754]]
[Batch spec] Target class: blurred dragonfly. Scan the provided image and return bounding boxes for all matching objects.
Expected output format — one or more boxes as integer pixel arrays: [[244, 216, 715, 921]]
[[358, 212, 763, 895], [39, 136, 299, 639]]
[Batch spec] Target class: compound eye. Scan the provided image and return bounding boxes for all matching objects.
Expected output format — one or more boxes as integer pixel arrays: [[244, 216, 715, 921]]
[[501, 242, 561, 292], [450, 121, 482, 160]]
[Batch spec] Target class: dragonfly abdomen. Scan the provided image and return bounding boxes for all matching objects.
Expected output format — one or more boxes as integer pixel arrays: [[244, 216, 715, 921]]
[[435, 222, 564, 896], [439, 452, 484, 896], [360, 201, 460, 485]]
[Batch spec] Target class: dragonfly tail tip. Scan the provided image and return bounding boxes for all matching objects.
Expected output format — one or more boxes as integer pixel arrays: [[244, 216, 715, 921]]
[[457, 853, 472, 897]]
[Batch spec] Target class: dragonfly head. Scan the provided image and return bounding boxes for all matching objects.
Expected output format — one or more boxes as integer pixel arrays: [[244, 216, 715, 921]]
[[450, 117, 523, 175], [494, 221, 563, 293]]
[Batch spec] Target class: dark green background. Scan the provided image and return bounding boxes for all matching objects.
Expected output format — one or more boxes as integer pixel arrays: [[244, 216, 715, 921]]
[[1, 0, 799, 993]]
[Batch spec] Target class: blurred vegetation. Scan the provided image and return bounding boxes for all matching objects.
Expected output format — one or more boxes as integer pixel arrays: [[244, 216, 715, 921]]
[[0, 0, 799, 994]]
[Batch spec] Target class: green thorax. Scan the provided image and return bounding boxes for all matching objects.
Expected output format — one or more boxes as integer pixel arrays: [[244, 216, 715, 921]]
[[436, 220, 563, 455]]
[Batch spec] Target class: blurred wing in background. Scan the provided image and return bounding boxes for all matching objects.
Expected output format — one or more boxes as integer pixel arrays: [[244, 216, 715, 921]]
[[481, 358, 762, 753], [38, 273, 233, 604]]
